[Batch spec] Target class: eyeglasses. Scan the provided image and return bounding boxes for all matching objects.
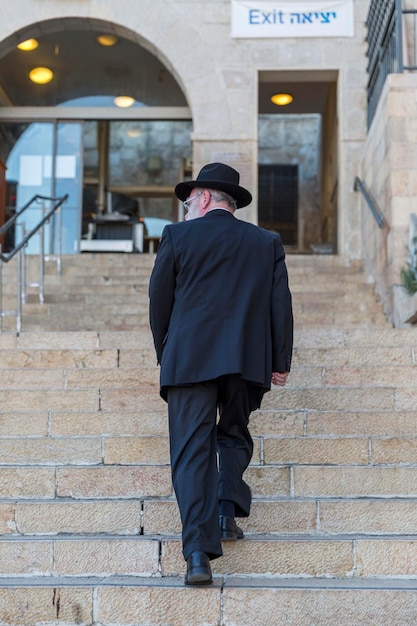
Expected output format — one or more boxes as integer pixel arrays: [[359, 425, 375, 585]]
[[183, 191, 203, 211]]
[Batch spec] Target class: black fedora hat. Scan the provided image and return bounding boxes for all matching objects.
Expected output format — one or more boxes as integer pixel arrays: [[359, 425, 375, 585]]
[[175, 162, 252, 209]]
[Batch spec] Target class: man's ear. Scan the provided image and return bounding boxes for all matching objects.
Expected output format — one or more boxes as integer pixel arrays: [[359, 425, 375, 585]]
[[201, 189, 211, 212]]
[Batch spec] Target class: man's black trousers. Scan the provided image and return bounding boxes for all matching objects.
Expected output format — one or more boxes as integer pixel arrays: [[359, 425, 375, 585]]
[[167, 374, 262, 561]]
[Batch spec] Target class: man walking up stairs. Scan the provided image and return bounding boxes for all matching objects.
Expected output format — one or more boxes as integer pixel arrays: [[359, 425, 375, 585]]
[[0, 252, 417, 625]]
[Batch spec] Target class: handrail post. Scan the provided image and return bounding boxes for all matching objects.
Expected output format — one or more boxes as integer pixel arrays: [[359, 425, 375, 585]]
[[16, 248, 23, 334], [396, 0, 404, 72], [39, 222, 45, 305], [0, 243, 2, 333], [57, 203, 62, 275], [20, 222, 27, 305]]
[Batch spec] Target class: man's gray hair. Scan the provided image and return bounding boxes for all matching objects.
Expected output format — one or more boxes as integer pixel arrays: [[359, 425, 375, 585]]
[[210, 189, 238, 211]]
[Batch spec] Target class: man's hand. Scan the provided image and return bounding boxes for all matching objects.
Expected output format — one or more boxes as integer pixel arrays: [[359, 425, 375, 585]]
[[271, 372, 289, 386]]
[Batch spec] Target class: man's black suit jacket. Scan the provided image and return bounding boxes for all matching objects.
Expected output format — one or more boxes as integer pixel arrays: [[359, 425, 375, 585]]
[[149, 209, 293, 401]]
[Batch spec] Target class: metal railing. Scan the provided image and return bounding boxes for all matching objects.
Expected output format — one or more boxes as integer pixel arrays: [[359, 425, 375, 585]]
[[366, 0, 417, 128], [0, 193, 68, 333], [354, 177, 386, 229]]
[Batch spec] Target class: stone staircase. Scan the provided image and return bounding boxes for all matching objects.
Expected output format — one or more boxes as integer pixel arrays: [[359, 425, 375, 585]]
[[1, 252, 417, 625]]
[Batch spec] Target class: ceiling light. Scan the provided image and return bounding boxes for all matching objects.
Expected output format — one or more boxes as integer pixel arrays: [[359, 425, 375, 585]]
[[114, 96, 135, 108], [17, 38, 39, 51], [97, 34, 118, 47], [271, 93, 293, 106], [127, 128, 141, 138], [29, 67, 54, 84]]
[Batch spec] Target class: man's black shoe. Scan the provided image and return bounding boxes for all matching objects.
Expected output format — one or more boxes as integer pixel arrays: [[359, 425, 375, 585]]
[[185, 551, 212, 586], [219, 515, 244, 541]]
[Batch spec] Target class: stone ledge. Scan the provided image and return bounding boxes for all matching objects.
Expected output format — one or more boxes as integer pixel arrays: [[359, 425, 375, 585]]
[[0, 574, 416, 590]]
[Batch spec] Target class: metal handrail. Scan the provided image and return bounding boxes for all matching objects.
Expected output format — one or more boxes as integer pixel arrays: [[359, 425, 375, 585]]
[[366, 1, 417, 128], [366, 0, 399, 128], [0, 193, 68, 333], [0, 194, 68, 262], [400, 8, 417, 71], [354, 177, 386, 229]]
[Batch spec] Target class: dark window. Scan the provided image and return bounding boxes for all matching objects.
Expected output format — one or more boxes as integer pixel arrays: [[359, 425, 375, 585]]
[[258, 164, 298, 246]]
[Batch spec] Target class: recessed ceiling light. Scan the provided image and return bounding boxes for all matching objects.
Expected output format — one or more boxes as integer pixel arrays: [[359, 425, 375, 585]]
[[29, 67, 54, 84], [271, 93, 293, 106], [97, 34, 118, 47], [17, 38, 39, 51], [127, 128, 141, 138], [114, 96, 135, 108]]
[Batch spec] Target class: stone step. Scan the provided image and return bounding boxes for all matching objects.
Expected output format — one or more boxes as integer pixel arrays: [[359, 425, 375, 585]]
[[293, 345, 415, 366], [0, 385, 400, 413], [0, 432, 415, 467], [0, 359, 413, 386], [0, 362, 415, 389], [0, 331, 154, 350], [1, 253, 375, 282], [1, 429, 417, 486], [9, 252, 363, 271], [3, 406, 417, 440], [0, 254, 371, 283], [5, 310, 387, 333], [0, 341, 414, 372], [2, 273, 378, 295], [2, 313, 149, 334], [0, 533, 416, 580], [1, 285, 149, 299], [2, 498, 417, 537], [0, 335, 413, 367], [0, 326, 413, 352], [20, 301, 149, 316], [0, 577, 416, 626], [295, 327, 417, 348], [2, 264, 374, 283], [32, 277, 372, 293], [4, 463, 417, 500], [16, 311, 384, 333]]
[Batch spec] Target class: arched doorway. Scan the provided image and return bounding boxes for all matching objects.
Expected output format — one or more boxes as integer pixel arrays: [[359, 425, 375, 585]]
[[0, 19, 192, 253]]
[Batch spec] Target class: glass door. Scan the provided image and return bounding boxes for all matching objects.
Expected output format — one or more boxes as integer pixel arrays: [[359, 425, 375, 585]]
[[2, 120, 83, 254], [53, 121, 83, 254], [4, 122, 54, 254]]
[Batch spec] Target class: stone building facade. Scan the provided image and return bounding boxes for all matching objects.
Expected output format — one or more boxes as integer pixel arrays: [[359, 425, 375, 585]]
[[0, 0, 416, 323]]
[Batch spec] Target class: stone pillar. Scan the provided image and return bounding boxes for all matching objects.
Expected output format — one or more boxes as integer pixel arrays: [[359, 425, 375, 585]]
[[191, 138, 258, 225]]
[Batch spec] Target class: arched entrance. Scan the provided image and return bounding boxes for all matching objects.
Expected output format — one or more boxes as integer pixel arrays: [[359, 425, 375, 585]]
[[0, 18, 192, 254]]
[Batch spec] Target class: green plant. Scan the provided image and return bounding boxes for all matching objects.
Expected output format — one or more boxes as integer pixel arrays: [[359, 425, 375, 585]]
[[399, 234, 417, 295], [400, 263, 417, 295]]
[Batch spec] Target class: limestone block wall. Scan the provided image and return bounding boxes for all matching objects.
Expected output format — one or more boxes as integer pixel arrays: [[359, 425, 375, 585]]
[[360, 73, 417, 325]]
